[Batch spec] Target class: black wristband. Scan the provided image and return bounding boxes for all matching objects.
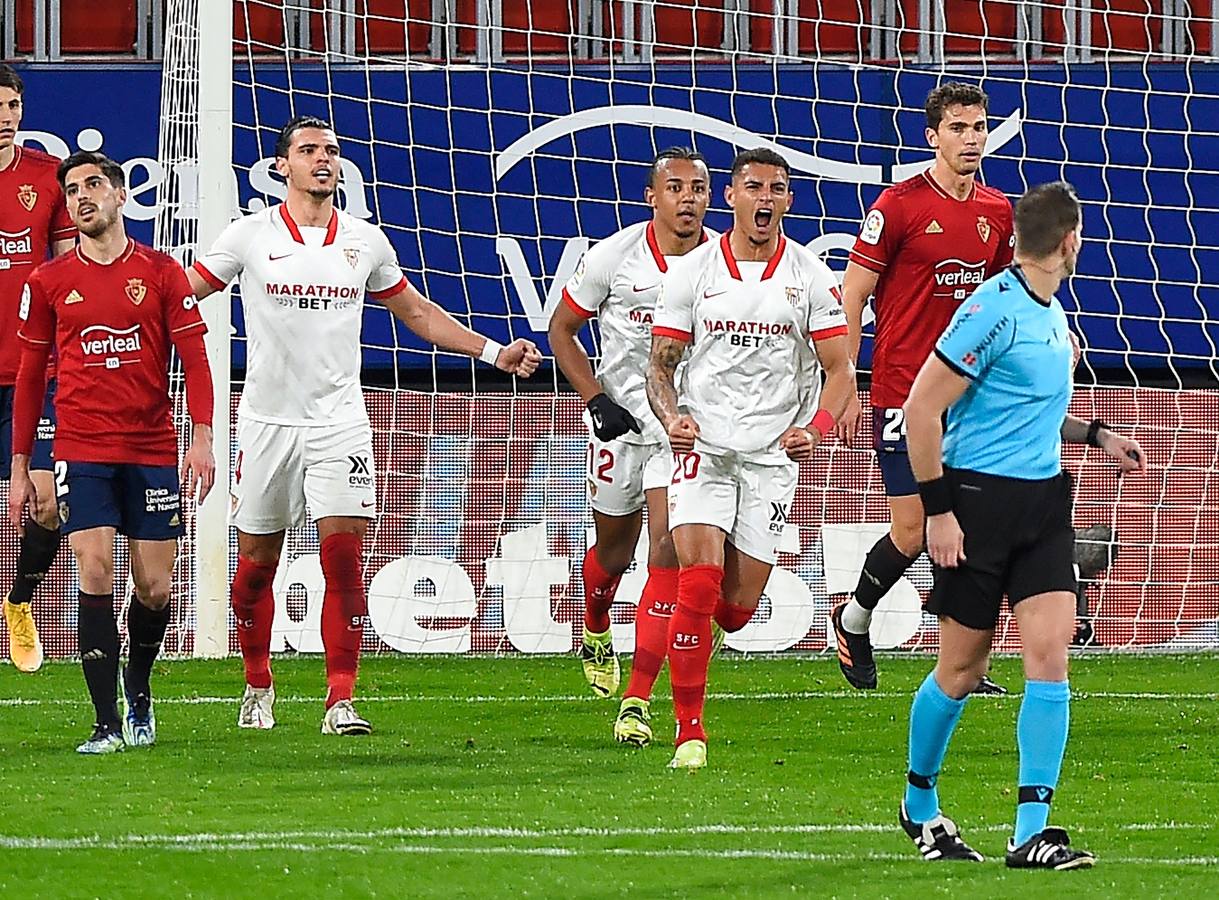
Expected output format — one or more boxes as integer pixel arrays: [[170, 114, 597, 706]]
[[1086, 418, 1107, 448], [918, 476, 954, 516]]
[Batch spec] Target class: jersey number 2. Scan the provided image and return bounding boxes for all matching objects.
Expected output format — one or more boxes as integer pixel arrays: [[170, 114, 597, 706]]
[[881, 408, 906, 442], [588, 445, 614, 483]]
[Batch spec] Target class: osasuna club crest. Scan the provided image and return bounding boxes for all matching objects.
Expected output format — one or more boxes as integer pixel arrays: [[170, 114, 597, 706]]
[[17, 184, 36, 211], [343, 248, 360, 269], [125, 277, 146, 305], [977, 216, 991, 243]]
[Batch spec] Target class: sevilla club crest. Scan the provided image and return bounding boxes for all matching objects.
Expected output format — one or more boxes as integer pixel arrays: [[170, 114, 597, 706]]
[[125, 277, 147, 305], [343, 248, 360, 269], [17, 184, 36, 211], [976, 216, 992, 243]]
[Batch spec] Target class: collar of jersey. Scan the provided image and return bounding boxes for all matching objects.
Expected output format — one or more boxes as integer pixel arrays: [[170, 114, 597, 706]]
[[279, 203, 339, 246], [719, 231, 785, 281], [1007, 264, 1052, 307], [646, 222, 712, 273], [921, 169, 977, 203], [74, 238, 136, 267]]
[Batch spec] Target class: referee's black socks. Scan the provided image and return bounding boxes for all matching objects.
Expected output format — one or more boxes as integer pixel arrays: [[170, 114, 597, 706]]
[[125, 597, 171, 698], [9, 520, 61, 605], [77, 592, 121, 732], [853, 534, 919, 612]]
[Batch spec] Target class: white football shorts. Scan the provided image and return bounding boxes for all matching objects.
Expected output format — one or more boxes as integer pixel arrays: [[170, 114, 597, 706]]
[[586, 435, 670, 516], [231, 416, 376, 533], [666, 449, 798, 564]]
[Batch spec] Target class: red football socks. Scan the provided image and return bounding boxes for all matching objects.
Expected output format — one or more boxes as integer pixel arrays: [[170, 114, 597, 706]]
[[320, 533, 366, 709], [582, 546, 622, 633], [714, 597, 754, 633], [231, 555, 277, 689], [668, 564, 723, 746], [624, 565, 678, 701]]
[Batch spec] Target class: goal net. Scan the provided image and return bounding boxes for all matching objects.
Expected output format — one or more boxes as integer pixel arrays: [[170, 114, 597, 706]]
[[7, 0, 1214, 664]]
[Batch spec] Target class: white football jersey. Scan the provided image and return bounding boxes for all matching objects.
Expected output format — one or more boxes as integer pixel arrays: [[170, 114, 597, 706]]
[[562, 220, 715, 445], [193, 204, 406, 426], [653, 233, 847, 463]]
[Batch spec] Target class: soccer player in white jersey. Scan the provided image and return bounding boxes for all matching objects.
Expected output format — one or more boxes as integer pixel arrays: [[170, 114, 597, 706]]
[[648, 148, 856, 769], [549, 147, 713, 744], [187, 116, 541, 735]]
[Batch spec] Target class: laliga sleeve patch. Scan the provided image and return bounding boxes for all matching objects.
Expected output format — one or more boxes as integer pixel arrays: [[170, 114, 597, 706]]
[[859, 209, 885, 245]]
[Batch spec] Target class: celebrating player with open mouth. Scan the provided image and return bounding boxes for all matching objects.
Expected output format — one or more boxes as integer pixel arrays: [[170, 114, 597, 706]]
[[548, 146, 714, 744], [10, 151, 215, 753], [832, 83, 1014, 694], [188, 116, 541, 735], [647, 148, 855, 770]]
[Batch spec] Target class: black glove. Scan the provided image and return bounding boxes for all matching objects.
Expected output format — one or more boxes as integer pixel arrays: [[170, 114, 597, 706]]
[[587, 393, 641, 442]]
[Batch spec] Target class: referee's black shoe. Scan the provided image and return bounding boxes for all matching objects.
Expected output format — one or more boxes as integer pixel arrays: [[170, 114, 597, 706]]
[[830, 602, 877, 690], [899, 801, 984, 862], [1005, 827, 1095, 870], [971, 672, 1008, 695]]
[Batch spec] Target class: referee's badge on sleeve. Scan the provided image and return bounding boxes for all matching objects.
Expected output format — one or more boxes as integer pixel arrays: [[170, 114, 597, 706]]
[[860, 209, 884, 245]]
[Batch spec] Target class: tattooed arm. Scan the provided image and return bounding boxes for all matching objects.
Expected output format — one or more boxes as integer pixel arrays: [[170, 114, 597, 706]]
[[647, 335, 699, 453]]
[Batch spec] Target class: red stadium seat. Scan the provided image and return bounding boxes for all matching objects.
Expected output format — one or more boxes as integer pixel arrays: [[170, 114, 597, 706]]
[[943, 2, 1017, 57], [654, 0, 727, 55], [234, 0, 288, 52], [749, 0, 864, 57], [355, 0, 432, 56], [16, 0, 138, 54]]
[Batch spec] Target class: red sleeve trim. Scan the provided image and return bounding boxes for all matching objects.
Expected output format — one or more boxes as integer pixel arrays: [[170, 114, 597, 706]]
[[191, 261, 226, 291], [368, 276, 408, 300], [51, 227, 77, 239], [847, 250, 886, 273], [171, 320, 208, 335], [811, 325, 849, 341], [17, 332, 50, 345], [561, 288, 596, 319], [652, 326, 692, 342]]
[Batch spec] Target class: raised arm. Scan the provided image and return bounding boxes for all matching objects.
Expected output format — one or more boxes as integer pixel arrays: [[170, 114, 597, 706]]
[[378, 281, 541, 377]]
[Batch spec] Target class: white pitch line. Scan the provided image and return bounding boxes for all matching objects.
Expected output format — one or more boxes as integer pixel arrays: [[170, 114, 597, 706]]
[[0, 819, 1210, 851], [0, 836, 1214, 867], [0, 689, 1214, 708]]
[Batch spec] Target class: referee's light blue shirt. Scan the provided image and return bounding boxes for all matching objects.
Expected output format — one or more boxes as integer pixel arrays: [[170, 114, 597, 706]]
[[933, 266, 1073, 480]]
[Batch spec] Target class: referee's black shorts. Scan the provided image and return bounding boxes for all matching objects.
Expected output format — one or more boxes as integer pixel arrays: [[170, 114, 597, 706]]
[[926, 467, 1078, 631]]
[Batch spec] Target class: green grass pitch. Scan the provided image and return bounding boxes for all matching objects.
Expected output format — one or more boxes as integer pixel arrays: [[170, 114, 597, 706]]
[[1, 653, 1216, 897]]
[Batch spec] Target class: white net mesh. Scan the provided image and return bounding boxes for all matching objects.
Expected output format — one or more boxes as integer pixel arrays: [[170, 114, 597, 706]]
[[11, 0, 1213, 664]]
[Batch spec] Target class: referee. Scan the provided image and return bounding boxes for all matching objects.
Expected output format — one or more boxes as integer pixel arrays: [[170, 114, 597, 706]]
[[896, 181, 1145, 869]]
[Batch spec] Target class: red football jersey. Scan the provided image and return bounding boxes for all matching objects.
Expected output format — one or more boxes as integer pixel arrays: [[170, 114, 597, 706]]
[[849, 171, 1013, 409], [0, 146, 74, 384], [18, 240, 207, 466]]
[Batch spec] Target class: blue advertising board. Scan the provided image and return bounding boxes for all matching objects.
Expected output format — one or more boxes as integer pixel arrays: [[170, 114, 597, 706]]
[[14, 62, 1218, 378]]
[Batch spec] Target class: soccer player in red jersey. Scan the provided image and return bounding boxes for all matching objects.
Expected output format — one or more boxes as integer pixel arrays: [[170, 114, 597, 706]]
[[830, 83, 1014, 691], [9, 152, 215, 753], [0, 63, 76, 672]]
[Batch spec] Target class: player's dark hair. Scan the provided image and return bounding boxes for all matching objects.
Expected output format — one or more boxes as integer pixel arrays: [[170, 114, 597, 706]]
[[925, 82, 989, 130], [57, 151, 125, 189], [730, 147, 790, 181], [275, 115, 334, 158], [0, 63, 23, 95], [647, 146, 708, 189], [1014, 181, 1081, 258]]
